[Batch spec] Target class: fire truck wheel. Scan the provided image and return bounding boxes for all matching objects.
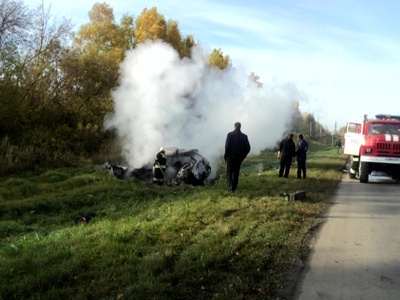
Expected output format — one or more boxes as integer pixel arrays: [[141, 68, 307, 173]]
[[359, 162, 369, 183]]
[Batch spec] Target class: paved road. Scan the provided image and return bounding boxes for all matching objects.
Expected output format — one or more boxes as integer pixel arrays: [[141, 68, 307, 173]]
[[292, 174, 400, 300]]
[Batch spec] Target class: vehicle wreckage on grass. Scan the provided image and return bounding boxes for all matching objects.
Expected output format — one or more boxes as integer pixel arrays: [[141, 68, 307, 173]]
[[102, 147, 212, 186]]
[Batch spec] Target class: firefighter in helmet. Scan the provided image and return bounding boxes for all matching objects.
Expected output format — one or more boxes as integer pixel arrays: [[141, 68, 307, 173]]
[[153, 147, 167, 185]]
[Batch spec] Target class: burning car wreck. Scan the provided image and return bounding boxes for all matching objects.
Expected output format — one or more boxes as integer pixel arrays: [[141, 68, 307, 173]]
[[102, 147, 212, 186]]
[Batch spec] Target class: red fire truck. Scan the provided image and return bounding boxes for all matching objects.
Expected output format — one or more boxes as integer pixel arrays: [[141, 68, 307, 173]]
[[344, 114, 400, 183]]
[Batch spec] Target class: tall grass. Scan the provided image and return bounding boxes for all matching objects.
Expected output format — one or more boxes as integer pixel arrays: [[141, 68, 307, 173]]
[[0, 145, 346, 299]]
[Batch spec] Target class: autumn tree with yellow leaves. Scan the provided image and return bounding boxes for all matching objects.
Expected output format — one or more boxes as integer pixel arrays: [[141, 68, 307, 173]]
[[135, 7, 195, 58], [0, 1, 321, 173]]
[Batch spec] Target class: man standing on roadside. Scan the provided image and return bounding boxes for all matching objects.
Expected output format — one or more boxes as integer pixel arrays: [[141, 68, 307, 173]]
[[224, 122, 251, 193], [296, 134, 308, 179], [336, 139, 342, 154], [277, 133, 296, 178]]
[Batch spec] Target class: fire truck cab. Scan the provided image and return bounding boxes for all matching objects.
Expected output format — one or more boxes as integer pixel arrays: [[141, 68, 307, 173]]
[[344, 114, 400, 183]]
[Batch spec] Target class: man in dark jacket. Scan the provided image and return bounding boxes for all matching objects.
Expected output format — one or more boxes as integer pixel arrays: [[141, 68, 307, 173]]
[[277, 133, 296, 178], [224, 122, 251, 192], [296, 134, 308, 179]]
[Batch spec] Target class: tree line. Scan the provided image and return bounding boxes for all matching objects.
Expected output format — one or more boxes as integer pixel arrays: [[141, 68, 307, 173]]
[[0, 0, 329, 174]]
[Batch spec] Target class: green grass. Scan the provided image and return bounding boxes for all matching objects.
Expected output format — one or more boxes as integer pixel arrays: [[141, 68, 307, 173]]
[[0, 146, 347, 299]]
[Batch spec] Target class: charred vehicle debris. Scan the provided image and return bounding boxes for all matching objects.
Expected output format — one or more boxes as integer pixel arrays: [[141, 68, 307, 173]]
[[100, 147, 212, 186]]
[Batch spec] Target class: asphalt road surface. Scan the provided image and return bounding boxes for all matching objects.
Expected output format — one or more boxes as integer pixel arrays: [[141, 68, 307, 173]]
[[292, 174, 400, 300]]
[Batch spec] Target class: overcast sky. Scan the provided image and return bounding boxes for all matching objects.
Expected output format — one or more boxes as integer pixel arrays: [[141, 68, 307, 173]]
[[24, 0, 400, 131]]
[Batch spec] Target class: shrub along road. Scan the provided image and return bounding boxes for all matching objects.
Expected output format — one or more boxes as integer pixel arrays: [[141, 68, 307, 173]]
[[292, 174, 400, 299]]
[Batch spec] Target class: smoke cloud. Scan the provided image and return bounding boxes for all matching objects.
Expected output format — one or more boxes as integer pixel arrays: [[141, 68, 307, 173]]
[[105, 40, 300, 177]]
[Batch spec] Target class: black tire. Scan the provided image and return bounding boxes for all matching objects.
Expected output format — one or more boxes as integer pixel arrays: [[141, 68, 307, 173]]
[[359, 162, 369, 183], [390, 166, 400, 180]]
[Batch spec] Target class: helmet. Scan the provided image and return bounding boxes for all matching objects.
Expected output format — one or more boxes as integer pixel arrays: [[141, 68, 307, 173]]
[[159, 147, 165, 152]]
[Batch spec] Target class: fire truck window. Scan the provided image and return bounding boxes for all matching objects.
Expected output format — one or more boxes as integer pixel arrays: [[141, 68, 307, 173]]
[[367, 124, 400, 135], [348, 123, 359, 133], [369, 124, 381, 134], [388, 124, 400, 134]]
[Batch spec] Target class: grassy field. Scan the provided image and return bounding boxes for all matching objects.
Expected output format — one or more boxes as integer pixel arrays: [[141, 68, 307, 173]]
[[0, 145, 347, 299]]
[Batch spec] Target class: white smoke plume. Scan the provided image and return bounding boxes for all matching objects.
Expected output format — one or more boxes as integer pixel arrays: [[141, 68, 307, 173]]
[[105, 40, 300, 177]]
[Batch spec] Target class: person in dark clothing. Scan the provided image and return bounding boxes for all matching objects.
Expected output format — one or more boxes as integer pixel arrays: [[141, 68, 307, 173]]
[[336, 139, 342, 154], [296, 134, 308, 179], [224, 122, 251, 192], [153, 147, 167, 185], [277, 133, 296, 178]]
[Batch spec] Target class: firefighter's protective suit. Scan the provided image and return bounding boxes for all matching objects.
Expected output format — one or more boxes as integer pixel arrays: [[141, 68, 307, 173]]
[[153, 148, 167, 185]]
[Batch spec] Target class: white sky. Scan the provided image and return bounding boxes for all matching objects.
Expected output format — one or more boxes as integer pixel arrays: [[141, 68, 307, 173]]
[[24, 0, 400, 131]]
